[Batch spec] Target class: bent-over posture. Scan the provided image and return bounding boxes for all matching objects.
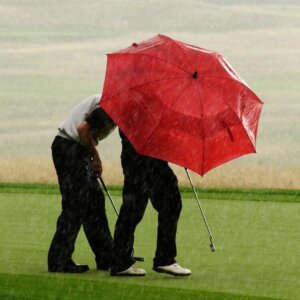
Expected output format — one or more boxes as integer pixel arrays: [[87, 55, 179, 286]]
[[48, 94, 116, 273]]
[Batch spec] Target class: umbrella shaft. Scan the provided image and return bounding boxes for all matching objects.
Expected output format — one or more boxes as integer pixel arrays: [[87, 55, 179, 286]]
[[185, 168, 214, 240]]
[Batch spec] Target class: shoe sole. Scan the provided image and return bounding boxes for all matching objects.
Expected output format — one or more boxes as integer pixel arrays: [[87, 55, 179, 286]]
[[111, 272, 146, 277], [153, 267, 191, 277], [48, 266, 89, 273], [48, 269, 89, 273]]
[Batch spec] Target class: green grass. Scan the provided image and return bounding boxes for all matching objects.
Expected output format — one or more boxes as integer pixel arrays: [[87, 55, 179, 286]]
[[0, 273, 276, 300], [0, 274, 286, 300], [0, 183, 299, 203], [0, 185, 299, 299]]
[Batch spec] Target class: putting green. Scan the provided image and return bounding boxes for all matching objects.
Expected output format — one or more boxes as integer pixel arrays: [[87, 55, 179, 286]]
[[0, 185, 299, 299]]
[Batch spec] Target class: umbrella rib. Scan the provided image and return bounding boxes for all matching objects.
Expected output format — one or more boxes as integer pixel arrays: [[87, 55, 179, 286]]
[[168, 80, 189, 110], [139, 82, 189, 154], [161, 35, 212, 74], [204, 75, 263, 105], [110, 52, 190, 74], [203, 74, 245, 86], [195, 81, 205, 175], [102, 76, 186, 100], [199, 77, 258, 151], [163, 36, 194, 71], [220, 94, 257, 151], [131, 93, 160, 126], [130, 84, 183, 127]]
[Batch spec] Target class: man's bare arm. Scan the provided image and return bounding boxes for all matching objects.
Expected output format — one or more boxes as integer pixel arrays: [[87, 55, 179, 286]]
[[77, 121, 102, 176]]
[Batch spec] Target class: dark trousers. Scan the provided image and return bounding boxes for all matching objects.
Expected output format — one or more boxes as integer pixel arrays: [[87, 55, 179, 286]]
[[113, 132, 182, 271], [48, 136, 113, 269]]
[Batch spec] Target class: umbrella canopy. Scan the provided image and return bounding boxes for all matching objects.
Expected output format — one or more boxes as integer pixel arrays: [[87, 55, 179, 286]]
[[100, 34, 263, 176]]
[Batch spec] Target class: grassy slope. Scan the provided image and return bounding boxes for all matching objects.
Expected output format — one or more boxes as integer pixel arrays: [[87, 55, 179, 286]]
[[0, 185, 299, 299]]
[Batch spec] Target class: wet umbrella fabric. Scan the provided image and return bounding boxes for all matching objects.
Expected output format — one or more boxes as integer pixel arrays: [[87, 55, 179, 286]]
[[100, 34, 263, 175]]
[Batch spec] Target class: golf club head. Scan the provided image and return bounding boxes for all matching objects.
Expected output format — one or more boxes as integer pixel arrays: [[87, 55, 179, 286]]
[[134, 256, 145, 262], [210, 242, 216, 252]]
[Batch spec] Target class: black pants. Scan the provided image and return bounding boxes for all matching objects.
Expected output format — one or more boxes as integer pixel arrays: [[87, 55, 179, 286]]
[[113, 132, 182, 271], [48, 136, 113, 270]]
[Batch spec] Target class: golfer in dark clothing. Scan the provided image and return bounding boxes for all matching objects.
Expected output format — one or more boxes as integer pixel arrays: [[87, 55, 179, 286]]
[[48, 94, 116, 273], [111, 132, 191, 276], [49, 96, 191, 276]]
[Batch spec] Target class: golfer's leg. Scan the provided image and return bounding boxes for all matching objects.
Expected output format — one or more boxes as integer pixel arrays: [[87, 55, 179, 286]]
[[48, 138, 87, 270], [113, 130, 149, 273], [48, 205, 81, 270], [112, 179, 148, 272], [149, 163, 182, 267], [83, 179, 114, 269]]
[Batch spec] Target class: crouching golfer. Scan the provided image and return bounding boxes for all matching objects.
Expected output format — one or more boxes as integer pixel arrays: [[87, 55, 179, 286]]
[[48, 94, 116, 273]]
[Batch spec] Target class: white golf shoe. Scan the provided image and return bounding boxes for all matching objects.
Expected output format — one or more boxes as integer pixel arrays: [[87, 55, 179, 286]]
[[112, 266, 146, 276], [153, 263, 191, 276]]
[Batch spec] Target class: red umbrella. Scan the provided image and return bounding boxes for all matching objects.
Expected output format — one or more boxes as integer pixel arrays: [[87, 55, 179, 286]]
[[100, 34, 263, 176], [100, 34, 263, 251]]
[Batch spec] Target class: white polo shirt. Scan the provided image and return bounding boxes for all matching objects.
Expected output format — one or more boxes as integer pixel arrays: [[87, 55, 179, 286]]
[[57, 94, 102, 143]]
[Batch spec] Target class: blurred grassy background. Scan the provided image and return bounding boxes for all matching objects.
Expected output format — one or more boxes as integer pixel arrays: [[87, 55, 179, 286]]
[[0, 0, 299, 188]]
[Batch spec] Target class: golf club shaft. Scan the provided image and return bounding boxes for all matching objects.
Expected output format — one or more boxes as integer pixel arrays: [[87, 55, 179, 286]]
[[98, 176, 144, 261], [99, 176, 119, 216], [185, 168, 215, 252]]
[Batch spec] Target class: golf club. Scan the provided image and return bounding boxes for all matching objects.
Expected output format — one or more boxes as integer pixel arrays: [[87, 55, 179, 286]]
[[98, 176, 145, 262], [185, 168, 216, 252]]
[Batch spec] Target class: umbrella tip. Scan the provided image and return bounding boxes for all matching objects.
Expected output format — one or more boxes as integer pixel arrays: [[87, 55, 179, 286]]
[[192, 71, 198, 79], [132, 42, 138, 47]]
